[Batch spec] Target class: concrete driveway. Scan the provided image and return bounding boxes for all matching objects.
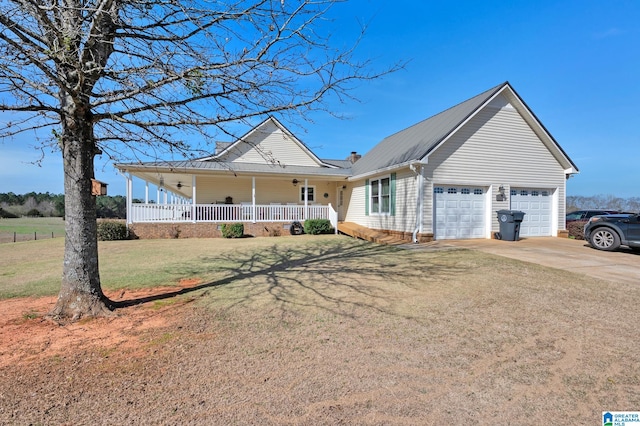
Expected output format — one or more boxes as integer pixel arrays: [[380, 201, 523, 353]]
[[440, 237, 640, 285]]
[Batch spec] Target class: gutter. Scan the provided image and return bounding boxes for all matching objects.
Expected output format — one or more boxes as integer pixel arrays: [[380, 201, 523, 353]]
[[348, 160, 419, 181]]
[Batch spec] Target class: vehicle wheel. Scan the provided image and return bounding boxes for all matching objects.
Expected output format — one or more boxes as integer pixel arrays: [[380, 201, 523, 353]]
[[589, 228, 621, 251]]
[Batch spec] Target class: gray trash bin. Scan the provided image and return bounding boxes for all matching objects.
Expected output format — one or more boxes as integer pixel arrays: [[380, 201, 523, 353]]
[[496, 210, 526, 241]]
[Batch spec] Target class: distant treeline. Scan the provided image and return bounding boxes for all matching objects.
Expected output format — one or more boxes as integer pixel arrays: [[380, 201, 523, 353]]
[[0, 192, 137, 219], [567, 195, 640, 213]]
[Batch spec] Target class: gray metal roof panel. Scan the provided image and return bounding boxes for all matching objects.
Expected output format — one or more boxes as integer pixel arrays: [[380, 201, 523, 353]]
[[352, 82, 507, 176], [322, 159, 354, 168], [116, 160, 351, 177]]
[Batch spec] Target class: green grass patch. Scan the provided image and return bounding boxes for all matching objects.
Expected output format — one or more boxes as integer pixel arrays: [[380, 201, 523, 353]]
[[0, 217, 65, 235], [0, 234, 383, 299]]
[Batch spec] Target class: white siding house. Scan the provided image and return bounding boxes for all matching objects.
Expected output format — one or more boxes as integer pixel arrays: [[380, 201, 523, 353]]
[[347, 82, 578, 241], [116, 82, 578, 241]]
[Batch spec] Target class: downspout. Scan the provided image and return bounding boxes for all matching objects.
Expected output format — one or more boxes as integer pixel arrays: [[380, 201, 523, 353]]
[[410, 163, 425, 243]]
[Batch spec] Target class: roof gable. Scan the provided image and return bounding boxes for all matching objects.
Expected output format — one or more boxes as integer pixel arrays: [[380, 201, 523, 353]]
[[352, 82, 578, 176], [200, 117, 331, 168]]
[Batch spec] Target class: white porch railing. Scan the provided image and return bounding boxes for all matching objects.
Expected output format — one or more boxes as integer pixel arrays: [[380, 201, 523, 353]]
[[131, 203, 336, 227]]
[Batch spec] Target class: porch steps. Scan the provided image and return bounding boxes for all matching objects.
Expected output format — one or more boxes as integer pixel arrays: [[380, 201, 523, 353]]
[[337, 222, 408, 246]]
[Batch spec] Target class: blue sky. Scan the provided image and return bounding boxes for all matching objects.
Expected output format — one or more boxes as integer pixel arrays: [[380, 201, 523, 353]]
[[1, 0, 639, 198]]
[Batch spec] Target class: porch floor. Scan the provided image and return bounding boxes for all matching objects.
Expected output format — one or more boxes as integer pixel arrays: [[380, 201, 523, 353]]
[[337, 222, 408, 245]]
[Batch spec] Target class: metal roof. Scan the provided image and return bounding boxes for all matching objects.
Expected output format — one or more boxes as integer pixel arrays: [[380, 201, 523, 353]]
[[117, 82, 579, 183], [352, 83, 507, 176], [116, 159, 351, 178]]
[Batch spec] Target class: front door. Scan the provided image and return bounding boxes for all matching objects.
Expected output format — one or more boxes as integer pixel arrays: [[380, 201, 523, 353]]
[[338, 188, 345, 221]]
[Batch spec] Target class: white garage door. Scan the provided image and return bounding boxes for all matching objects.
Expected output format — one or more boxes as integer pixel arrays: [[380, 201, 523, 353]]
[[434, 186, 486, 240], [510, 189, 552, 237]]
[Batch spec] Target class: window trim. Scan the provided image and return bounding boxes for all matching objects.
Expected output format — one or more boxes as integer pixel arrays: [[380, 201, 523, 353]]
[[369, 175, 391, 215], [300, 185, 315, 203]]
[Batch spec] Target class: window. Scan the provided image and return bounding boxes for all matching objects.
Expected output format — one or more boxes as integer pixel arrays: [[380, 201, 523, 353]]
[[447, 187, 457, 194], [300, 186, 315, 202], [434, 187, 444, 194], [461, 188, 470, 195], [474, 189, 483, 195], [370, 176, 391, 214]]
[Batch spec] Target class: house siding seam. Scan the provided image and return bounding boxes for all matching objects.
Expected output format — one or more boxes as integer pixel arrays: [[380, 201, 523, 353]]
[[224, 121, 320, 167], [345, 169, 417, 233]]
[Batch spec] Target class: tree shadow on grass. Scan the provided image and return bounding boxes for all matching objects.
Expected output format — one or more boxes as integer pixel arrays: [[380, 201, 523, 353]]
[[112, 238, 472, 319]]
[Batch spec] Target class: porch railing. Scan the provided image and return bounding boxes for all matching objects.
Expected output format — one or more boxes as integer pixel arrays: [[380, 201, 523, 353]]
[[131, 203, 335, 226]]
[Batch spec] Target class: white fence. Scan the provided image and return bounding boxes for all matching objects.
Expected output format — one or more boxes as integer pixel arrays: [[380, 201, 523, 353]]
[[131, 203, 335, 226]]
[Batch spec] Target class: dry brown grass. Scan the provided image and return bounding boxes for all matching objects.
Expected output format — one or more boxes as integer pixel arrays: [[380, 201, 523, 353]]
[[1, 235, 639, 424]]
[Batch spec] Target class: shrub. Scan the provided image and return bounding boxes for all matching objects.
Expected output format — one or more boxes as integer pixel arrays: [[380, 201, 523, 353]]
[[97, 221, 130, 241], [26, 208, 42, 217], [0, 207, 18, 218], [221, 223, 244, 238], [303, 219, 334, 235], [567, 220, 587, 240]]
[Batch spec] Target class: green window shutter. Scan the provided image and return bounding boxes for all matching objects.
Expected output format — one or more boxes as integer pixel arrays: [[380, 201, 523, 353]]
[[390, 173, 396, 216], [365, 179, 369, 216]]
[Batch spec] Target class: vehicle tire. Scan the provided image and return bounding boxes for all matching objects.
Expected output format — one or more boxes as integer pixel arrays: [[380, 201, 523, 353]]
[[589, 227, 621, 251]]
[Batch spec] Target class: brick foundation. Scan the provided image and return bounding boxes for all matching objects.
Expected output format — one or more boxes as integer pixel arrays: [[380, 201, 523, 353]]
[[129, 222, 294, 239]]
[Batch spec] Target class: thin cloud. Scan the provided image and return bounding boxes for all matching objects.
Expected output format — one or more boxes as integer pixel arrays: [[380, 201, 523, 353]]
[[593, 28, 624, 39]]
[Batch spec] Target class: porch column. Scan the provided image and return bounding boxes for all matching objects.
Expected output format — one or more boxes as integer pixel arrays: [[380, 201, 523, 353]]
[[126, 173, 133, 224], [145, 181, 149, 204], [304, 178, 308, 220], [191, 174, 196, 223], [252, 176, 256, 223]]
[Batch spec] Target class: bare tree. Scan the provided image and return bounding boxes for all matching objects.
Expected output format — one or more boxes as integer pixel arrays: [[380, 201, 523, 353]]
[[0, 0, 398, 319]]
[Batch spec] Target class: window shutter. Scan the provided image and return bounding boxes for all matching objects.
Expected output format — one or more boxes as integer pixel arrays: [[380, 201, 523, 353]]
[[390, 173, 396, 216], [365, 179, 369, 216]]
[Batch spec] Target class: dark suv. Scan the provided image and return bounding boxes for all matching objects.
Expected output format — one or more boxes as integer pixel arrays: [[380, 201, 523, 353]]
[[584, 213, 640, 251], [566, 209, 619, 223]]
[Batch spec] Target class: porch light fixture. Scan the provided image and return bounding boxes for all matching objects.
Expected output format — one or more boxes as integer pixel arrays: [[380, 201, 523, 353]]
[[497, 185, 507, 202], [292, 179, 298, 187]]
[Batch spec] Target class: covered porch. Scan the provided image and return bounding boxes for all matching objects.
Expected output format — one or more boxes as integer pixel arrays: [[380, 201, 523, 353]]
[[120, 171, 343, 233]]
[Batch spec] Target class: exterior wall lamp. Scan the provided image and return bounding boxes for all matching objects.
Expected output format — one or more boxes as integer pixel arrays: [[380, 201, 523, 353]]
[[497, 185, 507, 202], [292, 179, 298, 187]]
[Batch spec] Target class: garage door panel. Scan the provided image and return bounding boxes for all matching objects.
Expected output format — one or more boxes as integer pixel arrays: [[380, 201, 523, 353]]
[[434, 186, 486, 240], [511, 188, 552, 237]]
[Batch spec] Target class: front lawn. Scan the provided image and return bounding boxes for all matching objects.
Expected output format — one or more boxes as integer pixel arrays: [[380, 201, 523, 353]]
[[1, 235, 639, 424]]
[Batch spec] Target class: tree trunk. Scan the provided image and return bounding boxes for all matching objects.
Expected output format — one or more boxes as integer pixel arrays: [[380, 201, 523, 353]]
[[49, 119, 114, 320]]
